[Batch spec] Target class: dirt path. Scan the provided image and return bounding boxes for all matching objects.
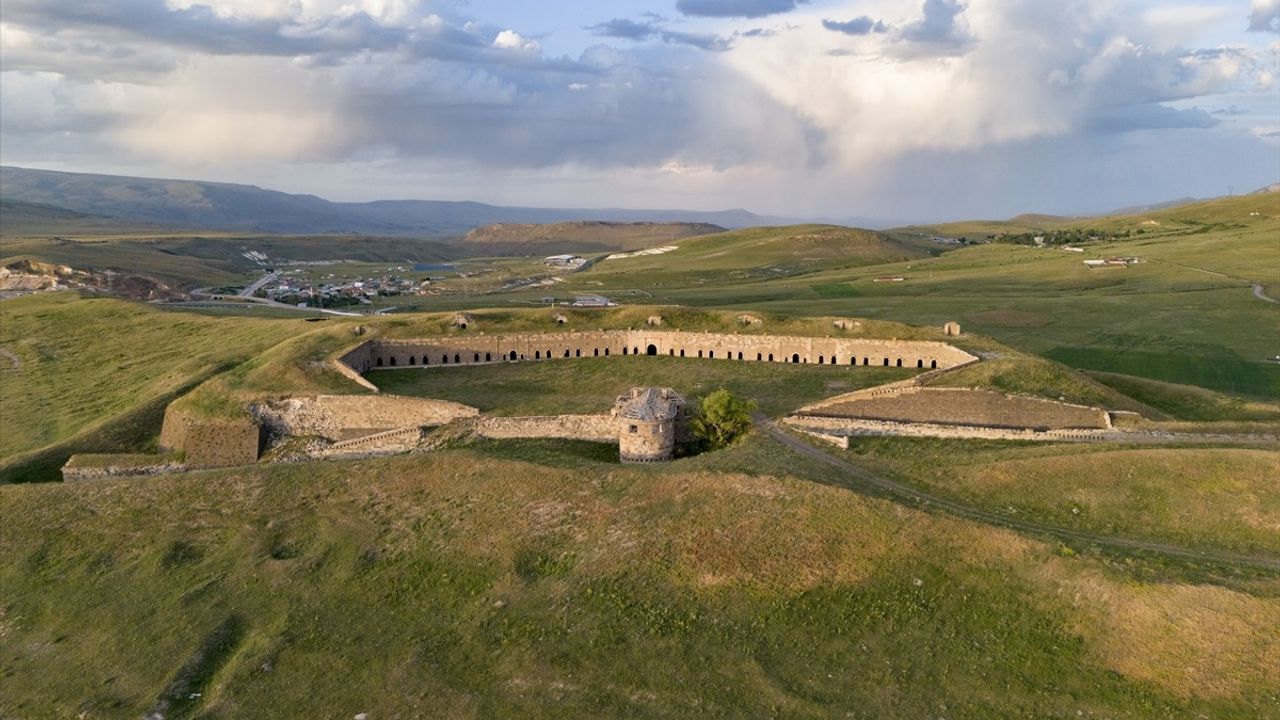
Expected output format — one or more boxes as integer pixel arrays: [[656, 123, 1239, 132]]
[[1254, 283, 1279, 305], [754, 414, 1280, 571]]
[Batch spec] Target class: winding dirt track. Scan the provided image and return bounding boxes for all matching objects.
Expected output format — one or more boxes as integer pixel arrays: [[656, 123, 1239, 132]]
[[754, 415, 1280, 571]]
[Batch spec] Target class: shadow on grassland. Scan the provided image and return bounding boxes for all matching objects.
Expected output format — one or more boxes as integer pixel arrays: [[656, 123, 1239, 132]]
[[1046, 346, 1279, 399]]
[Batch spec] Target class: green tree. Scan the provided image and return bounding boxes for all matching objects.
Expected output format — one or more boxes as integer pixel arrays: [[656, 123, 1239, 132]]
[[691, 388, 757, 450]]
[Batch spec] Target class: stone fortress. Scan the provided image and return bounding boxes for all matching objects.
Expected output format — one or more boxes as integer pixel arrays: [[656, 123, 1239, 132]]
[[64, 319, 1159, 480]]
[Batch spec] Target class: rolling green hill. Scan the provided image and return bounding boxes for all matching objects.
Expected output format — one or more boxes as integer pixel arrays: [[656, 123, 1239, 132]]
[[459, 221, 725, 255]]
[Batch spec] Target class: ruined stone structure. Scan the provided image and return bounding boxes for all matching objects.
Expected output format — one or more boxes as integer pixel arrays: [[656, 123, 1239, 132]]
[[800, 387, 1111, 431], [338, 329, 978, 377], [943, 321, 962, 337], [613, 387, 686, 462], [159, 406, 262, 468], [252, 395, 479, 441]]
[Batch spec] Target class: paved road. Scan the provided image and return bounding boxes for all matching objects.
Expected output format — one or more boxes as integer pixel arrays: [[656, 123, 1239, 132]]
[[754, 414, 1280, 571], [238, 270, 281, 298]]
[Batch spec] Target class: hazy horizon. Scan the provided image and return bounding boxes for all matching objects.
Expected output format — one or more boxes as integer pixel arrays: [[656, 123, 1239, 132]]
[[2, 0, 1278, 220]]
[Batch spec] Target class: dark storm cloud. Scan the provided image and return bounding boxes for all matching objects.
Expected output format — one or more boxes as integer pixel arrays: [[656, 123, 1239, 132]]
[[675, 0, 808, 19], [896, 0, 974, 56], [1248, 0, 1279, 32], [821, 17, 889, 36]]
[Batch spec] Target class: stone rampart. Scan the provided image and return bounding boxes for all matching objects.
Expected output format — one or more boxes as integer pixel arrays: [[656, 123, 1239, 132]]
[[803, 387, 1110, 431], [474, 414, 617, 443], [253, 394, 479, 441], [62, 455, 186, 482], [784, 415, 1109, 443], [159, 406, 262, 468], [342, 330, 977, 375]]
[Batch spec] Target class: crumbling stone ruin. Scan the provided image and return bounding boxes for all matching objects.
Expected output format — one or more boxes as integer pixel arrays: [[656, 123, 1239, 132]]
[[943, 321, 962, 336], [613, 387, 687, 462]]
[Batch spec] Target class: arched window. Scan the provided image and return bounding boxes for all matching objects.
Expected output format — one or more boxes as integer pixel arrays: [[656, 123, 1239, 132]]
[[535, 351, 542, 359], [647, 344, 657, 356], [680, 349, 686, 357], [633, 347, 639, 355], [768, 353, 774, 362], [594, 348, 599, 357], [576, 349, 582, 357], [708, 350, 714, 359], [423, 355, 430, 365], [896, 358, 903, 367], [454, 354, 461, 364], [669, 349, 674, 356], [604, 348, 610, 356], [818, 356, 825, 365], [850, 357, 856, 365], [737, 351, 743, 360], [442, 354, 449, 364], [564, 349, 570, 358], [698, 350, 703, 358], [757, 353, 763, 361], [917, 359, 924, 368], [474, 353, 480, 363], [931, 360, 938, 369], [623, 347, 628, 356], [509, 350, 518, 361], [883, 358, 890, 366], [792, 353, 800, 364]]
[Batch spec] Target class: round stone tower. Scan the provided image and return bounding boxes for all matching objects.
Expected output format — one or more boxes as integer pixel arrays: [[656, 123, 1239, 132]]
[[613, 387, 685, 463]]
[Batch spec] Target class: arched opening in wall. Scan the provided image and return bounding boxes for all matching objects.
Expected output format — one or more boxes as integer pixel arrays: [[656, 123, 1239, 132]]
[[680, 349, 686, 357], [454, 354, 461, 364], [883, 358, 890, 366], [376, 357, 384, 367], [474, 353, 481, 363], [896, 358, 903, 367], [458, 322, 467, 330], [535, 351, 542, 359], [931, 360, 938, 369], [485, 352, 492, 362], [604, 348, 610, 356], [792, 353, 800, 364], [850, 357, 857, 365], [564, 349, 571, 358], [768, 353, 774, 362], [757, 352, 763, 361], [669, 349, 675, 356], [737, 351, 743, 360], [818, 356, 825, 365], [647, 344, 657, 356], [509, 351, 518, 361], [423, 356, 430, 365], [442, 354, 449, 364], [409, 356, 416, 365], [698, 350, 704, 358], [390, 356, 397, 366], [623, 347, 628, 356], [863, 357, 869, 366], [576, 349, 582, 357], [709, 350, 715, 359], [633, 347, 639, 355], [917, 359, 923, 368]]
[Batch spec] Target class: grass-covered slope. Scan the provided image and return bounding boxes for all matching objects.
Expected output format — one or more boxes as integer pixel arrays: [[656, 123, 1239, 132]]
[[0, 294, 302, 476], [2, 441, 1277, 719], [459, 221, 724, 254]]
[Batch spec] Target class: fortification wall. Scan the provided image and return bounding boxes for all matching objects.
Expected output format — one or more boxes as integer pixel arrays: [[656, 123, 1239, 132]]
[[807, 387, 1110, 431], [335, 343, 380, 391], [349, 330, 977, 374], [474, 414, 617, 443], [158, 406, 262, 468], [784, 415, 1109, 443], [254, 394, 479, 441], [62, 455, 186, 482], [618, 418, 676, 462]]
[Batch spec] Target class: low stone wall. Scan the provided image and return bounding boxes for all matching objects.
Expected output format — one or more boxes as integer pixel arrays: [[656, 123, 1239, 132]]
[[804, 387, 1110, 431], [159, 406, 262, 468], [784, 415, 1108, 442], [62, 454, 186, 481], [474, 414, 617, 443], [253, 394, 480, 441]]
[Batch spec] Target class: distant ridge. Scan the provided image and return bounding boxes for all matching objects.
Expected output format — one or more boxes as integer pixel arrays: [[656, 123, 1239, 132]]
[[0, 166, 795, 237]]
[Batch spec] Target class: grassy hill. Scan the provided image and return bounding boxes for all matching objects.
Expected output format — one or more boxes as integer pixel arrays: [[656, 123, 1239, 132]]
[[459, 221, 725, 255], [3, 441, 1278, 719]]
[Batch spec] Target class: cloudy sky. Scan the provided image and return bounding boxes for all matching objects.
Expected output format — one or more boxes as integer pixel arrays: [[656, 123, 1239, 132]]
[[1, 0, 1277, 221]]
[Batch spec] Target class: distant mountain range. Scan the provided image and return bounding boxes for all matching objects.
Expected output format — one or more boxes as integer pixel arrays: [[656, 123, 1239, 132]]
[[0, 166, 802, 237]]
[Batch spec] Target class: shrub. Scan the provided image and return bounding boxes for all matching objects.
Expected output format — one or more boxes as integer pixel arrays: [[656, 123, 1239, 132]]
[[692, 388, 756, 450]]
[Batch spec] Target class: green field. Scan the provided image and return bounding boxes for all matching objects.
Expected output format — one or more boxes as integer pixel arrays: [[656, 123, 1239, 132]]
[[3, 440, 1278, 719], [372, 355, 915, 417]]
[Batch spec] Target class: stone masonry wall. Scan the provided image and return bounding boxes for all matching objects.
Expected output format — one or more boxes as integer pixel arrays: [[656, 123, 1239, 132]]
[[346, 330, 977, 375], [159, 406, 262, 468], [807, 387, 1110, 431], [474, 414, 617, 443], [784, 415, 1109, 443], [254, 394, 479, 441]]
